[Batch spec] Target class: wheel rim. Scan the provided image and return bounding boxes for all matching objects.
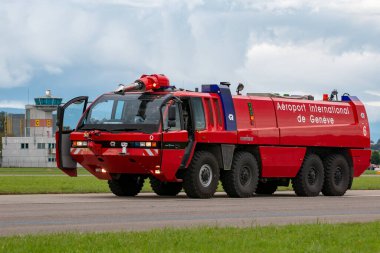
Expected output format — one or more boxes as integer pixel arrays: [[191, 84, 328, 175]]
[[199, 164, 212, 187], [239, 166, 251, 186], [307, 167, 317, 185], [334, 167, 343, 185]]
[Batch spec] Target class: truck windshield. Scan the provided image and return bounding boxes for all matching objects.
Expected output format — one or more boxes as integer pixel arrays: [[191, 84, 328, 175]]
[[79, 93, 166, 133]]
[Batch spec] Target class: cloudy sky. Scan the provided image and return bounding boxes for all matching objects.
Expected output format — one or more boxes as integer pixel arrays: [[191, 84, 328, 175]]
[[0, 0, 379, 138]]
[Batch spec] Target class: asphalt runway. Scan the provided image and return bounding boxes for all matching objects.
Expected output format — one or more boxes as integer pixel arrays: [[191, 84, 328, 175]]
[[1, 190, 380, 236]]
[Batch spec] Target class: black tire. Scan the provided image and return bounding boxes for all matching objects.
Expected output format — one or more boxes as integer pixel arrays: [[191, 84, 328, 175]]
[[108, 174, 145, 196], [322, 154, 350, 196], [292, 154, 324, 197], [150, 177, 182, 196], [183, 151, 220, 198], [221, 152, 259, 198], [255, 181, 278, 195]]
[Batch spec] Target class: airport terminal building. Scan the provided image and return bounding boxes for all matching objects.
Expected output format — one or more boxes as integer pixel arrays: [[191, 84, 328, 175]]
[[1, 91, 61, 167]]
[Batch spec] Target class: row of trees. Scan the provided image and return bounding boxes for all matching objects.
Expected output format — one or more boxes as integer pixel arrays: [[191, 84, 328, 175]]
[[371, 150, 380, 165], [371, 139, 380, 151], [370, 139, 380, 166], [0, 112, 5, 153]]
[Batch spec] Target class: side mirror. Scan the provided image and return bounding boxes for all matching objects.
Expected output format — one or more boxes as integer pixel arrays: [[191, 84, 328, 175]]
[[168, 105, 176, 128], [56, 105, 64, 127], [168, 105, 176, 121]]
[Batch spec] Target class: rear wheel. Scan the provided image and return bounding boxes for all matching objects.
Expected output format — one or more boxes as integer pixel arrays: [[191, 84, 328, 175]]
[[221, 152, 259, 198], [292, 154, 324, 196], [150, 177, 182, 196], [255, 181, 278, 195], [183, 151, 219, 198], [322, 154, 350, 196], [108, 174, 145, 196]]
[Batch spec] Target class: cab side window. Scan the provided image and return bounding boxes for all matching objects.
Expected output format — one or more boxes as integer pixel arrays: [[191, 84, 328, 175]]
[[191, 98, 206, 130], [162, 103, 181, 131]]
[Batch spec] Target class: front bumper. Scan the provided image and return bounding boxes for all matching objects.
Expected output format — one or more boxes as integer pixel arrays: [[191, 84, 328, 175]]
[[71, 147, 161, 180]]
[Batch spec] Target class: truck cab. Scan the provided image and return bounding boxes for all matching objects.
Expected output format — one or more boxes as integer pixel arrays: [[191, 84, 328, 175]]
[[56, 76, 215, 197]]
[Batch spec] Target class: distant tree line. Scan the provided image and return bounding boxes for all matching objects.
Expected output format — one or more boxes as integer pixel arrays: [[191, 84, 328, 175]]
[[0, 112, 4, 153], [372, 150, 380, 165], [369, 139, 380, 165], [371, 139, 380, 151]]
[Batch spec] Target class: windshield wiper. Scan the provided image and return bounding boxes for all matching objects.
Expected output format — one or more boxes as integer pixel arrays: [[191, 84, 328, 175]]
[[79, 127, 112, 132], [110, 128, 147, 133]]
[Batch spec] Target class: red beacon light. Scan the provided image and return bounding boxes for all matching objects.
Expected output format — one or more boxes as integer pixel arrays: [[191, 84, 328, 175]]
[[323, 94, 329, 101]]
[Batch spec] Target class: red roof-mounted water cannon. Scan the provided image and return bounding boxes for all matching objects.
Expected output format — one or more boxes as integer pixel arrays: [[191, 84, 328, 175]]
[[114, 74, 170, 94]]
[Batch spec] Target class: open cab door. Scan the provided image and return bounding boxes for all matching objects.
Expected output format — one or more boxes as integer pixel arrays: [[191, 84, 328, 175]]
[[160, 100, 189, 182], [56, 96, 88, 176]]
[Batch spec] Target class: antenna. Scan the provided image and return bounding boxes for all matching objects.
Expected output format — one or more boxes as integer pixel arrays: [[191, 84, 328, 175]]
[[220, 82, 231, 87]]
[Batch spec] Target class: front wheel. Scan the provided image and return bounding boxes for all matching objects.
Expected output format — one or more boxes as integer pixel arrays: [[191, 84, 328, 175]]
[[108, 174, 145, 196], [150, 177, 182, 196], [255, 181, 278, 195], [183, 151, 220, 198]]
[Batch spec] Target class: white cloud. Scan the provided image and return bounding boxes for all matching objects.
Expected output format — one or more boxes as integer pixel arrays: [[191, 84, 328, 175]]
[[71, 0, 166, 8], [44, 65, 63, 75], [365, 91, 380, 97], [365, 103, 380, 122], [0, 0, 379, 139], [0, 100, 25, 109], [237, 41, 380, 96], [237, 0, 380, 14], [366, 102, 380, 107], [0, 61, 32, 88], [71, 0, 204, 9]]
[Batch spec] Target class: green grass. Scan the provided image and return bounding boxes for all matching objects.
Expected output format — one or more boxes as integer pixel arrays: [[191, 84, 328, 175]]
[[0, 167, 90, 175], [0, 168, 153, 194], [351, 176, 380, 190], [276, 176, 380, 191], [0, 168, 380, 194], [363, 170, 380, 175], [0, 175, 154, 194], [0, 176, 109, 194], [1, 222, 380, 253]]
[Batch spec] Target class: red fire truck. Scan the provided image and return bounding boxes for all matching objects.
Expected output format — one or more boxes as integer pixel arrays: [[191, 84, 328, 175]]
[[56, 74, 371, 198]]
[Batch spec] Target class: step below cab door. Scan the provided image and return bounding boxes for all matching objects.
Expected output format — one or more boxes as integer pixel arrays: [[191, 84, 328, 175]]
[[56, 96, 88, 176]]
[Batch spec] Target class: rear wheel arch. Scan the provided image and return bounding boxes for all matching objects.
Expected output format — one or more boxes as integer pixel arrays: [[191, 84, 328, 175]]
[[234, 145, 261, 172], [194, 144, 224, 169]]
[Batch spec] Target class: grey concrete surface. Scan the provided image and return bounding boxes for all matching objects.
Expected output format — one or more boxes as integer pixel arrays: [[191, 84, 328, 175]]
[[1, 190, 380, 236]]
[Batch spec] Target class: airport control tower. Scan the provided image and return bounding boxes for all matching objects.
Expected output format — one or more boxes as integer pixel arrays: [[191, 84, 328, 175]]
[[1, 90, 63, 167], [25, 90, 62, 138]]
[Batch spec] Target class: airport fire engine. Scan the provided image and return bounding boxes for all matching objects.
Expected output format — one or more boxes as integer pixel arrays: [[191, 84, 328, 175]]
[[56, 74, 371, 198]]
